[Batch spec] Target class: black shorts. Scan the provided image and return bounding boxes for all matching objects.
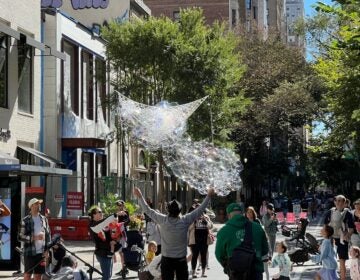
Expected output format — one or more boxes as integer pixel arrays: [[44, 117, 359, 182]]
[[334, 238, 349, 260], [24, 253, 45, 275]]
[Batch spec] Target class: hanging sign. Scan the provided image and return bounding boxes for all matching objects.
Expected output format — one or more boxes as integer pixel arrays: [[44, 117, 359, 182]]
[[41, 0, 109, 9]]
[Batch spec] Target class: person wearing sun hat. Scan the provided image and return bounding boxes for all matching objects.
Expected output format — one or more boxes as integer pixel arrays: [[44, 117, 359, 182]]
[[215, 202, 269, 280], [351, 199, 360, 247], [19, 198, 51, 280]]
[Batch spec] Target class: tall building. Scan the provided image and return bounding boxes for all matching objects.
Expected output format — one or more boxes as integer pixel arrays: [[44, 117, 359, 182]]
[[285, 0, 304, 48], [144, 0, 234, 26]]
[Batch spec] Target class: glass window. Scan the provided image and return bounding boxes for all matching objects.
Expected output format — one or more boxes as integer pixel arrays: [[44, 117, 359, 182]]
[[18, 39, 33, 114], [232, 9, 237, 27], [246, 0, 251, 10], [0, 34, 8, 108], [63, 40, 79, 115], [82, 51, 93, 120], [95, 58, 106, 122], [173, 11, 180, 22]]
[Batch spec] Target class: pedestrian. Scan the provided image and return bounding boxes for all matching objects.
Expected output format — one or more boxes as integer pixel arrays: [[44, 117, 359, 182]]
[[352, 199, 360, 247], [18, 198, 51, 280], [146, 216, 161, 254], [246, 206, 262, 224], [114, 200, 129, 275], [325, 194, 355, 280], [88, 206, 118, 280], [246, 206, 270, 280], [262, 203, 278, 256], [215, 203, 269, 280], [310, 225, 338, 280], [349, 246, 360, 280], [133, 186, 214, 280], [147, 254, 162, 280], [146, 241, 158, 264], [259, 200, 268, 219], [311, 198, 318, 220], [188, 210, 213, 278], [270, 241, 292, 280], [52, 255, 89, 280]]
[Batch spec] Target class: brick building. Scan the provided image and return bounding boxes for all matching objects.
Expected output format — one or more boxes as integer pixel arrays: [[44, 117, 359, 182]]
[[145, 0, 232, 25]]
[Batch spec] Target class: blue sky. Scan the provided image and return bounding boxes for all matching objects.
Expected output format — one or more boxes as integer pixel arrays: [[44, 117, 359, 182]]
[[304, 0, 332, 17]]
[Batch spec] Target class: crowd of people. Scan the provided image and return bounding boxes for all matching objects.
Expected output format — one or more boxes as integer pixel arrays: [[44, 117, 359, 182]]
[[6, 190, 360, 280], [215, 194, 360, 280]]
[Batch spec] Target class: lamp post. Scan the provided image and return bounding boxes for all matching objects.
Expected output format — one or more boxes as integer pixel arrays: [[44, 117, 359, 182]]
[[265, 137, 271, 198]]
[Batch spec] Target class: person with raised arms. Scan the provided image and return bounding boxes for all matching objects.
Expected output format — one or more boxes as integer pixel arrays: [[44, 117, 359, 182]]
[[133, 187, 214, 280]]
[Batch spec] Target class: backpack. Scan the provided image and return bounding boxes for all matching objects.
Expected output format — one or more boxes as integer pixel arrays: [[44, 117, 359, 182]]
[[228, 221, 256, 280]]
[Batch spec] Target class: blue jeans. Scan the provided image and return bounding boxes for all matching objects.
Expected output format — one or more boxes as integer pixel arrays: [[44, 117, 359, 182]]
[[96, 254, 113, 280]]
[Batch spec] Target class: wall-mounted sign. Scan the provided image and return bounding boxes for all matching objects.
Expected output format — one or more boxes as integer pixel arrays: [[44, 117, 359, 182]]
[[41, 0, 109, 9], [0, 129, 11, 142]]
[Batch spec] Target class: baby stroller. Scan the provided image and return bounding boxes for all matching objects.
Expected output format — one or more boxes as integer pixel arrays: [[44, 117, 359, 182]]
[[287, 232, 320, 265], [281, 218, 309, 247], [120, 230, 146, 279]]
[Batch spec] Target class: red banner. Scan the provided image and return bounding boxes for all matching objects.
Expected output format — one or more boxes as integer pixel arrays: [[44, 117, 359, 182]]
[[66, 192, 83, 210]]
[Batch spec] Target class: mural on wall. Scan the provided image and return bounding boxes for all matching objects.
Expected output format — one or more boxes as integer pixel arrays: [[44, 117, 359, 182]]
[[41, 0, 110, 9]]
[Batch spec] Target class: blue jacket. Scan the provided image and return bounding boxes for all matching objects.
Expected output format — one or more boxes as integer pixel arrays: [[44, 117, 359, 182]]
[[311, 239, 337, 269]]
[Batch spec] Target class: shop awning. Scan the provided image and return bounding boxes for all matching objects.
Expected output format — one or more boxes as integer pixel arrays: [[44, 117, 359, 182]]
[[0, 21, 20, 40], [19, 164, 72, 176], [18, 146, 65, 168]]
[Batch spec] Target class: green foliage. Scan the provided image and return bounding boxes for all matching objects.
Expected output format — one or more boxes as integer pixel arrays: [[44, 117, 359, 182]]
[[99, 193, 139, 215], [102, 8, 245, 144], [310, 0, 360, 167], [99, 193, 119, 215], [225, 32, 323, 200], [124, 201, 139, 216]]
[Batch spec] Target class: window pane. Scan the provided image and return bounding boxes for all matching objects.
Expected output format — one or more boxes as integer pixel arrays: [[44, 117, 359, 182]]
[[82, 51, 93, 120], [0, 35, 8, 108], [96, 59, 106, 122], [18, 41, 33, 113], [63, 41, 78, 115]]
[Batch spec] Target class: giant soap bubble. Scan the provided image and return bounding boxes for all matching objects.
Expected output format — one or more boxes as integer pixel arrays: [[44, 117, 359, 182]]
[[115, 92, 207, 150], [113, 92, 242, 196], [163, 138, 243, 196]]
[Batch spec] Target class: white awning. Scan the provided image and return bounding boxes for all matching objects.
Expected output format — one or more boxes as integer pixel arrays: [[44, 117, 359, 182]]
[[17, 146, 65, 169]]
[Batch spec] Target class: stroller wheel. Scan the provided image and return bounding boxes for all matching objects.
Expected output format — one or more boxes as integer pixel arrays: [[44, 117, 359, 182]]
[[121, 268, 128, 279]]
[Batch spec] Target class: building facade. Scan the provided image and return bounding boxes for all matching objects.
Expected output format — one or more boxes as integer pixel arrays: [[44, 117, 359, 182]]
[[285, 0, 304, 47], [144, 0, 232, 25]]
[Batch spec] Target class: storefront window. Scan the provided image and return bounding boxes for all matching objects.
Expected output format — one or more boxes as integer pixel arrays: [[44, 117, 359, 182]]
[[18, 39, 33, 114], [0, 34, 8, 108]]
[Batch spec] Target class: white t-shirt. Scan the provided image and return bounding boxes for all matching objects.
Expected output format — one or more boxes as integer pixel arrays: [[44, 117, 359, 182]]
[[32, 215, 45, 254]]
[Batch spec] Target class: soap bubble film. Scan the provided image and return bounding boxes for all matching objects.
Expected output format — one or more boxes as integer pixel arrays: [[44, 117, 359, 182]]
[[115, 92, 208, 151], [163, 138, 243, 196], [113, 92, 242, 196]]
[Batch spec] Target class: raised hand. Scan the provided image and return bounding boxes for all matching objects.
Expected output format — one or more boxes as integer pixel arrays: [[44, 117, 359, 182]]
[[133, 187, 142, 198]]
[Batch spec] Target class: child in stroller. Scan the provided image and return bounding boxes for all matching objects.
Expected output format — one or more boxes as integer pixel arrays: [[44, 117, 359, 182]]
[[120, 228, 146, 279]]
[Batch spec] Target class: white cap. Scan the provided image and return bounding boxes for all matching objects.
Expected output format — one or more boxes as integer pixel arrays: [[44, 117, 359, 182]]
[[28, 198, 43, 208]]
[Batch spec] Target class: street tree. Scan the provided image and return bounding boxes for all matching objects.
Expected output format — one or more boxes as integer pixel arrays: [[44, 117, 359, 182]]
[[296, 0, 360, 191], [230, 33, 321, 200], [102, 8, 245, 144]]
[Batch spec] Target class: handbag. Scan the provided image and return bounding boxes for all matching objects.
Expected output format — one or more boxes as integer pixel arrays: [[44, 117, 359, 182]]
[[207, 231, 215, 245], [138, 270, 154, 280]]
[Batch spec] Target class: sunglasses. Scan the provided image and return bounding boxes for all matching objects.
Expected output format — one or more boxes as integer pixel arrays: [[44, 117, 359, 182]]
[[95, 210, 102, 214]]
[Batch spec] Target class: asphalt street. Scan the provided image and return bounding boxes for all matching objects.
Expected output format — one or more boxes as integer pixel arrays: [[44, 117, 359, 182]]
[[0, 213, 352, 279]]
